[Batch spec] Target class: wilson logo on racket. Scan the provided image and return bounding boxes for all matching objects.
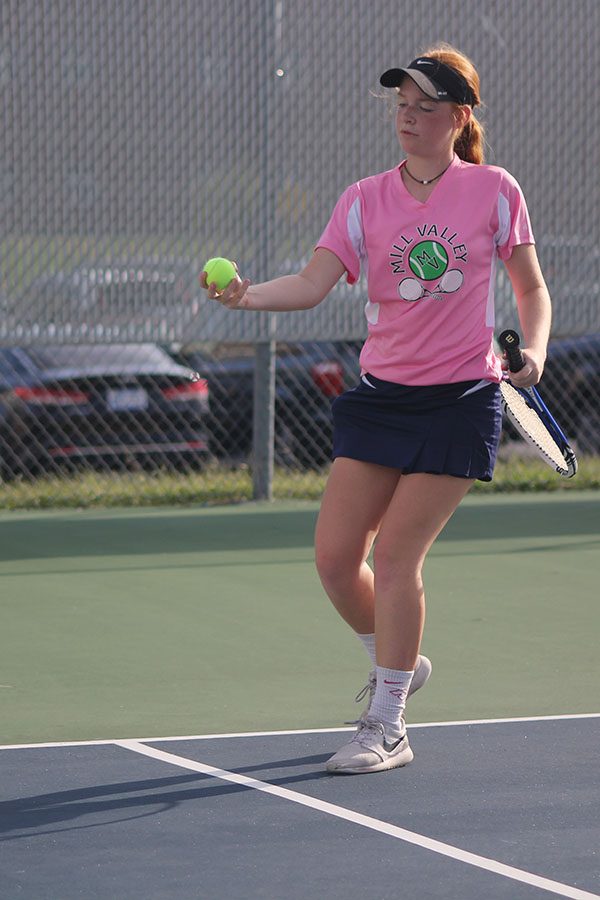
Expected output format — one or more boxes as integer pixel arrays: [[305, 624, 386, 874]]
[[498, 330, 578, 478]]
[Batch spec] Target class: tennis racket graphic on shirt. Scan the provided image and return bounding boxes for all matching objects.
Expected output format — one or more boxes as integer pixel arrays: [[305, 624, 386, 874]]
[[399, 268, 464, 301], [498, 330, 577, 478]]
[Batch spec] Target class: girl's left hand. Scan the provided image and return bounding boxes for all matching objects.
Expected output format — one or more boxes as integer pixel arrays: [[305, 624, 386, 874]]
[[501, 347, 545, 388]]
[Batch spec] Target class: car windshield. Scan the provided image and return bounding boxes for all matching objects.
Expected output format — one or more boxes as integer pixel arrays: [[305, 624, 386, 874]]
[[0, 348, 40, 386]]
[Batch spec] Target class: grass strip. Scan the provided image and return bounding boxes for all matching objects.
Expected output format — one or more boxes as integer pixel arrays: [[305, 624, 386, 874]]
[[0, 456, 598, 511]]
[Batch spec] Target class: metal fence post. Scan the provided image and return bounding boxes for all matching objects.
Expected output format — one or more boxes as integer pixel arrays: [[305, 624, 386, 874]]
[[252, 0, 281, 501], [252, 338, 276, 500]]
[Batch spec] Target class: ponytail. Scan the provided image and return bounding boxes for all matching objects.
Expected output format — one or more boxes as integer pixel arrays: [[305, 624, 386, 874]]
[[454, 116, 485, 165]]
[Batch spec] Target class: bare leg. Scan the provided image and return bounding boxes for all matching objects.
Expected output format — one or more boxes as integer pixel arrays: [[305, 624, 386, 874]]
[[314, 458, 401, 634], [373, 473, 474, 670]]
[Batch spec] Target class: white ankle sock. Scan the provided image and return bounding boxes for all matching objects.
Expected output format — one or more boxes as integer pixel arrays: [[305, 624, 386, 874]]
[[370, 665, 414, 736], [357, 633, 377, 667]]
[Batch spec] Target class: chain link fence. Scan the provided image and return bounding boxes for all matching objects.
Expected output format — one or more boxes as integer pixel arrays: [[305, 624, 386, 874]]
[[1, 0, 599, 498]]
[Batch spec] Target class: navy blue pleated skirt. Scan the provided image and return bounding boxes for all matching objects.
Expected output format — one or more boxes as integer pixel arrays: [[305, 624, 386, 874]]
[[331, 374, 502, 481]]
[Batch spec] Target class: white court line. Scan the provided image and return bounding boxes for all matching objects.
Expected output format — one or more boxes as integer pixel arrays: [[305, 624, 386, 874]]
[[1, 711, 599, 751], [0, 727, 351, 751], [116, 738, 599, 900]]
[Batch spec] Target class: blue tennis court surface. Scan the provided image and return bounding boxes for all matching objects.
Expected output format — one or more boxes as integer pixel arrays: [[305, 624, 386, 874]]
[[2, 714, 599, 899]]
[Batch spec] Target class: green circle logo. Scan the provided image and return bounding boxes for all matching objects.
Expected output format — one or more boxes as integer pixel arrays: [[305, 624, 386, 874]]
[[408, 240, 449, 281]]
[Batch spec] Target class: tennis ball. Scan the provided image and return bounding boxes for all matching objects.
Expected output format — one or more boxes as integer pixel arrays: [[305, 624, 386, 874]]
[[203, 257, 237, 292], [408, 240, 449, 281]]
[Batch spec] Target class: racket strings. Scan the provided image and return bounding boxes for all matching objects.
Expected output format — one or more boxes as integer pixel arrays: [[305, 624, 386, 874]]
[[500, 381, 568, 473]]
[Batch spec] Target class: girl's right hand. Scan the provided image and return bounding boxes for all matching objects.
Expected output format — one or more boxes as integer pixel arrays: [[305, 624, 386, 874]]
[[199, 264, 252, 309]]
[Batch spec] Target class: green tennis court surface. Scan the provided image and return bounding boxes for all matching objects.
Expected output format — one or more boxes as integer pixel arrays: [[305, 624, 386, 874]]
[[1, 493, 598, 745]]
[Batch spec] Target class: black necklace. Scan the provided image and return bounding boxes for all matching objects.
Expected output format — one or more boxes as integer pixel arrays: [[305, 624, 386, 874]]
[[403, 160, 452, 185]]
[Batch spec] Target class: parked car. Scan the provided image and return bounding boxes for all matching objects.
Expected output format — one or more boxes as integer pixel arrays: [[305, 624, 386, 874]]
[[177, 333, 600, 468], [21, 261, 198, 324], [172, 341, 361, 468], [0, 343, 210, 480], [539, 333, 600, 452]]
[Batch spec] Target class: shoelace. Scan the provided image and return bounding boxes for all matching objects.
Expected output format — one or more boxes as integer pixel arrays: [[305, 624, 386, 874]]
[[352, 716, 406, 753], [351, 716, 386, 746], [344, 671, 377, 725], [354, 672, 376, 704]]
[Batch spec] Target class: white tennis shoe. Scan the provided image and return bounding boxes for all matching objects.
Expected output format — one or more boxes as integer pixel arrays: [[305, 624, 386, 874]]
[[326, 716, 414, 774]]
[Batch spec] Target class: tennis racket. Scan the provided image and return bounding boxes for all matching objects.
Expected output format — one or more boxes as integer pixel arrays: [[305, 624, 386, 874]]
[[498, 330, 577, 478]]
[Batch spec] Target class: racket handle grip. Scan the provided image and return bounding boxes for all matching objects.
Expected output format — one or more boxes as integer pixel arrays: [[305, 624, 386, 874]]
[[498, 329, 526, 373]]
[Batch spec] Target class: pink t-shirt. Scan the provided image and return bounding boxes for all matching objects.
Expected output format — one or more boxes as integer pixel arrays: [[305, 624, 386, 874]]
[[316, 155, 534, 385]]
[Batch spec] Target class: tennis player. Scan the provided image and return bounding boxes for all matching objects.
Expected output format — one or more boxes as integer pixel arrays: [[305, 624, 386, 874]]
[[201, 44, 552, 774]]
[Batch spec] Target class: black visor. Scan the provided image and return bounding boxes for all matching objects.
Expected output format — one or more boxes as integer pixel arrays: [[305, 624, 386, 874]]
[[380, 57, 476, 107]]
